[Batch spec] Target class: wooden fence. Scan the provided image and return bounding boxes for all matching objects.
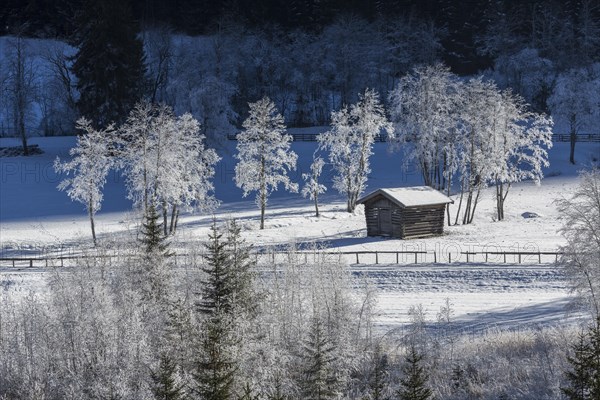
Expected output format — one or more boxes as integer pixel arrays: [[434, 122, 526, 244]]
[[0, 249, 563, 269], [551, 133, 600, 142]]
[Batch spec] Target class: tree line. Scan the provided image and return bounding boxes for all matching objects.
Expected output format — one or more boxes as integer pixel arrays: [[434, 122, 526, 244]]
[[2, 0, 600, 154]]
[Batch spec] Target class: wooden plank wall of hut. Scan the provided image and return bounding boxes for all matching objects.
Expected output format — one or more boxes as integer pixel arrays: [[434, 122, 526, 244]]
[[364, 197, 395, 236], [365, 205, 380, 236], [398, 206, 445, 239]]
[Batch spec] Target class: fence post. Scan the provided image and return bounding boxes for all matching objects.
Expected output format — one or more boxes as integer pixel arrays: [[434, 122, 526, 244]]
[[434, 251, 437, 263], [448, 252, 451, 263], [356, 253, 359, 264], [504, 253, 506, 263], [538, 252, 541, 263], [414, 252, 417, 264], [29, 259, 33, 268], [375, 252, 379, 264], [518, 253, 521, 264], [396, 252, 399, 264]]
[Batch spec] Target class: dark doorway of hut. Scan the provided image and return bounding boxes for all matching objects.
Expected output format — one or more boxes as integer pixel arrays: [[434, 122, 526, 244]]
[[379, 208, 392, 236]]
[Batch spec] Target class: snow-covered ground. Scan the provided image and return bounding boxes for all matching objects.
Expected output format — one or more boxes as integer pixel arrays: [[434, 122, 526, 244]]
[[1, 134, 598, 329]]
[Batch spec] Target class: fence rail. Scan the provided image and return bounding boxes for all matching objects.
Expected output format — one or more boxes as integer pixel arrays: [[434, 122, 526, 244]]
[[0, 249, 563, 269], [551, 133, 600, 142]]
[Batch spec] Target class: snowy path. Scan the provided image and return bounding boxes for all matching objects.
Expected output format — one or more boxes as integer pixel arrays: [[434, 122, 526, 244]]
[[347, 263, 577, 332]]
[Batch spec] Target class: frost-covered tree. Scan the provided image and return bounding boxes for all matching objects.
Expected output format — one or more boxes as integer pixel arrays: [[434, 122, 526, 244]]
[[491, 48, 555, 111], [557, 169, 600, 318], [120, 102, 220, 234], [397, 344, 432, 400], [194, 223, 237, 400], [140, 203, 172, 257], [302, 155, 327, 217], [166, 34, 238, 148], [194, 220, 257, 399], [319, 89, 393, 212], [235, 97, 298, 229], [299, 313, 340, 400], [548, 65, 600, 164], [388, 64, 461, 191], [4, 33, 37, 155], [150, 352, 184, 400], [54, 117, 114, 245], [143, 26, 173, 104], [489, 89, 553, 221], [562, 324, 600, 400]]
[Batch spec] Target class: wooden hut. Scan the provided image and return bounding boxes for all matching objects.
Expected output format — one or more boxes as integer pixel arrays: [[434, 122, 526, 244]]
[[356, 186, 453, 239]]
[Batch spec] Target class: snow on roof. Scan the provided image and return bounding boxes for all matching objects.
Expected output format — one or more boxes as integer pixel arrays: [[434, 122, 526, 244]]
[[357, 186, 453, 208]]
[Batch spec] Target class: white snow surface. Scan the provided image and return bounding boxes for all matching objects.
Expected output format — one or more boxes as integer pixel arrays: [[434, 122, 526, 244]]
[[1, 134, 599, 330]]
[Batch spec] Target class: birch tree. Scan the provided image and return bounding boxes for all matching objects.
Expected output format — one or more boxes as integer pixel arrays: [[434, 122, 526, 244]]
[[235, 97, 298, 229], [54, 118, 114, 245], [301, 155, 327, 217], [319, 89, 393, 212], [120, 102, 220, 234], [556, 169, 600, 318], [388, 64, 461, 191], [4, 33, 37, 155], [489, 90, 553, 221], [456, 79, 553, 223], [548, 65, 600, 164]]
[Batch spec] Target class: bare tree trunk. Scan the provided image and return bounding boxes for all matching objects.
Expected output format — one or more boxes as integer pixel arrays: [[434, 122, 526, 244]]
[[314, 194, 320, 218], [454, 178, 465, 226], [88, 195, 97, 246], [463, 191, 472, 225], [162, 200, 168, 236], [169, 204, 178, 234], [260, 193, 266, 230], [468, 187, 481, 224], [446, 179, 452, 226], [13, 36, 29, 156], [569, 116, 576, 164], [260, 156, 266, 229]]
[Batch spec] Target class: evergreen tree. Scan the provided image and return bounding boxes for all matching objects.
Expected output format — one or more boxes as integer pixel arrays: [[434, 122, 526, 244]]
[[193, 221, 237, 400], [234, 97, 298, 229], [396, 344, 432, 400], [71, 0, 145, 127], [140, 203, 171, 256], [197, 222, 233, 316], [225, 219, 257, 317], [300, 313, 339, 400], [368, 343, 390, 400], [562, 321, 600, 400], [150, 352, 184, 400]]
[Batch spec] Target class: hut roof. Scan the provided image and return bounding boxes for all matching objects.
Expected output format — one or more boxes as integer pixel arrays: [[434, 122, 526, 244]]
[[357, 186, 454, 208]]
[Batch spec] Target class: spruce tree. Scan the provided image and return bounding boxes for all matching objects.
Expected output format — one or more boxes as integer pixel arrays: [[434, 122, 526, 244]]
[[150, 352, 184, 400], [562, 321, 600, 400], [71, 0, 145, 127], [193, 221, 237, 400], [300, 313, 339, 400], [225, 219, 257, 317], [140, 203, 171, 256], [369, 343, 390, 400], [396, 344, 432, 400], [197, 221, 233, 316]]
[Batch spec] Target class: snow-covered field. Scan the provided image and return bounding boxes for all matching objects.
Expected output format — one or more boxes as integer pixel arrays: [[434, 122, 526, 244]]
[[1, 134, 598, 330]]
